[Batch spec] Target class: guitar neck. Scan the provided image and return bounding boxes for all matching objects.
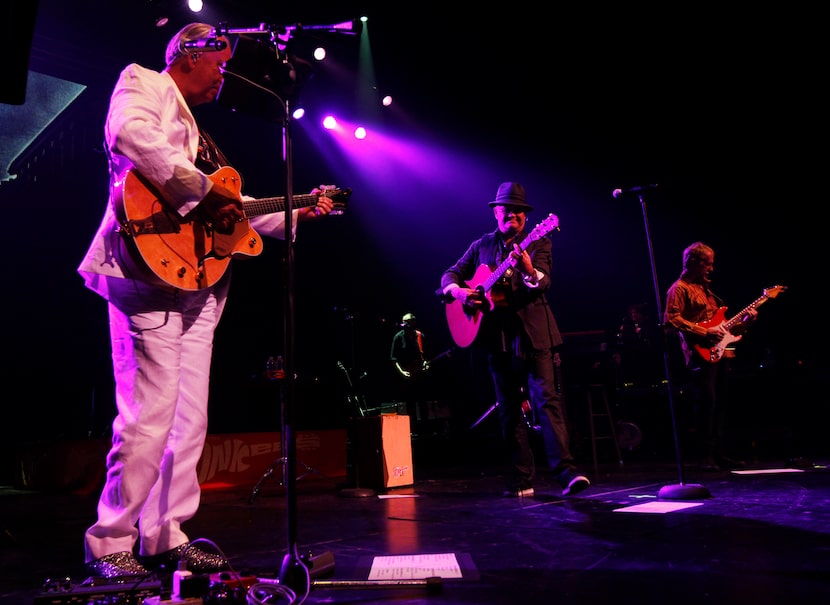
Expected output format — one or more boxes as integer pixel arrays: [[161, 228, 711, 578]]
[[242, 193, 320, 218], [481, 237, 534, 293], [724, 295, 768, 330]]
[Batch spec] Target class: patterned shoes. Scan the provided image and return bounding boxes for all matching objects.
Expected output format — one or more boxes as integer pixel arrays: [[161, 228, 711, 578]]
[[85, 551, 151, 578], [140, 542, 229, 573], [87, 542, 229, 578]]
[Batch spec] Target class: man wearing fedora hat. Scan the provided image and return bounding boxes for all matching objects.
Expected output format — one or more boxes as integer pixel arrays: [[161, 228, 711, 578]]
[[440, 182, 589, 497]]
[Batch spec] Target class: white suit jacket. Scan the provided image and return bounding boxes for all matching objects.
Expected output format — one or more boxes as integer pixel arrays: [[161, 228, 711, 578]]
[[77, 63, 295, 300]]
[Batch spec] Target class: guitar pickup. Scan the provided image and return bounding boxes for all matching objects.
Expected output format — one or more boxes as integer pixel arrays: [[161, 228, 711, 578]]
[[127, 211, 182, 236]]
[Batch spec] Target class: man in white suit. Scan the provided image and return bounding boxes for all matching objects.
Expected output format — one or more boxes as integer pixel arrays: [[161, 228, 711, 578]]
[[79, 22, 335, 578]]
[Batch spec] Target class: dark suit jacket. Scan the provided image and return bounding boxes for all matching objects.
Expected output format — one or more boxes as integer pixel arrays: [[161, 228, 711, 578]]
[[440, 228, 563, 351]]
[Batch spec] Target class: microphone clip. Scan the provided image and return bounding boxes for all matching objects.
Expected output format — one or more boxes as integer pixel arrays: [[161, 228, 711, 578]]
[[612, 183, 659, 199], [182, 38, 228, 52]]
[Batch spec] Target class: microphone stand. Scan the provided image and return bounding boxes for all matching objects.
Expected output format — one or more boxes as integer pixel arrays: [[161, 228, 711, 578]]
[[216, 22, 440, 596], [214, 21, 325, 588], [277, 92, 304, 585], [634, 190, 710, 500]]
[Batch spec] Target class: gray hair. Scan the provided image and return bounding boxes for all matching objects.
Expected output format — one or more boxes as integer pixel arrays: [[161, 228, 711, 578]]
[[165, 22, 216, 66], [682, 241, 714, 269]]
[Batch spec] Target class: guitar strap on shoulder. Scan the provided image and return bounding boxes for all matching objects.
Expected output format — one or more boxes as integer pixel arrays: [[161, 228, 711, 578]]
[[705, 286, 724, 307], [196, 127, 232, 172]]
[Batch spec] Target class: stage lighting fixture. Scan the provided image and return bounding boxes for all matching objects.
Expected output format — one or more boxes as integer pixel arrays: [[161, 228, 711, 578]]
[[382, 95, 393, 106], [145, 1, 169, 27], [313, 47, 326, 61], [322, 116, 337, 129], [187, 0, 203, 13], [354, 127, 367, 140], [292, 107, 305, 119]]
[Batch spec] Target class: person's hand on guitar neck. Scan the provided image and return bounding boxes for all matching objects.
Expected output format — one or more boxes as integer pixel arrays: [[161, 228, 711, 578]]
[[297, 186, 336, 222], [201, 183, 244, 234], [732, 307, 759, 336], [200, 183, 335, 233], [508, 242, 539, 285], [703, 306, 758, 344]]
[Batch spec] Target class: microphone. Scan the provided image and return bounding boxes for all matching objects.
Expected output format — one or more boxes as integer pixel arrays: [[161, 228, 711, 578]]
[[612, 183, 659, 198], [182, 38, 228, 52], [289, 20, 355, 32]]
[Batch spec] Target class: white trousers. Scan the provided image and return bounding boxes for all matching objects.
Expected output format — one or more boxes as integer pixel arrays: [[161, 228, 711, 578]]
[[84, 275, 229, 560]]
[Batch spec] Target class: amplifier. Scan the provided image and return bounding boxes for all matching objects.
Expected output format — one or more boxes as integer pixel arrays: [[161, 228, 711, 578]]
[[348, 414, 414, 490]]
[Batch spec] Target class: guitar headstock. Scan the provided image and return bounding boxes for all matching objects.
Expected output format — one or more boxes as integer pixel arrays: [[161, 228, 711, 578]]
[[764, 285, 787, 299], [529, 213, 560, 241], [319, 185, 351, 215]]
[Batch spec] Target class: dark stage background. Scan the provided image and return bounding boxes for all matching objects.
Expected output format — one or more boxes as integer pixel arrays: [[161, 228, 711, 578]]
[[0, 3, 823, 463]]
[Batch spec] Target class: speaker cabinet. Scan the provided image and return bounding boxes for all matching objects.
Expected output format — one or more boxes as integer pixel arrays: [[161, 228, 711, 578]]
[[348, 415, 414, 490]]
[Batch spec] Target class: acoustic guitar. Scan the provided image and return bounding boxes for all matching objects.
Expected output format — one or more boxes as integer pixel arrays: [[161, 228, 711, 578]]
[[444, 213, 559, 348]]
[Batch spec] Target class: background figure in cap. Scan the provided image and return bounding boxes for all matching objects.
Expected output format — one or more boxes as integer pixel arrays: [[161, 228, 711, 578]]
[[440, 182, 590, 497], [390, 312, 431, 428]]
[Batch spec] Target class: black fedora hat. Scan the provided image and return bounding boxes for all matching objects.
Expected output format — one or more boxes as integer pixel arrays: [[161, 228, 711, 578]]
[[488, 182, 533, 210]]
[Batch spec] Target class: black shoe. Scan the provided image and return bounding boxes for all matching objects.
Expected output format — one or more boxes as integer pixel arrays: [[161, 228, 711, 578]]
[[556, 466, 591, 497], [86, 552, 152, 578], [141, 542, 228, 573], [562, 474, 590, 497]]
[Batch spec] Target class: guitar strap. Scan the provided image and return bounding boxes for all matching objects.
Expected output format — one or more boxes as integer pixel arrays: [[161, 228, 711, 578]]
[[196, 128, 231, 172], [707, 287, 724, 307]]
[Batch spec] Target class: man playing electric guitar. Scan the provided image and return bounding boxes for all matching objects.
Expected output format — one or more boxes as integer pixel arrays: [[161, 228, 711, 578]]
[[76, 22, 338, 579], [664, 242, 758, 472]]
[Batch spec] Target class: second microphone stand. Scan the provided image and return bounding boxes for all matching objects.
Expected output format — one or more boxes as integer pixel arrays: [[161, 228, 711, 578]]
[[634, 190, 710, 500]]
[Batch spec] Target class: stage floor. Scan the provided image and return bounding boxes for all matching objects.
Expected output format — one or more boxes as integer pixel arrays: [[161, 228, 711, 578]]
[[3, 429, 830, 605]]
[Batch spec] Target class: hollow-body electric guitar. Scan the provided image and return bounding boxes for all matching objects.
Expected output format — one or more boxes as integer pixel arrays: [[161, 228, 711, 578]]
[[692, 284, 787, 363], [115, 166, 350, 290], [445, 213, 559, 348]]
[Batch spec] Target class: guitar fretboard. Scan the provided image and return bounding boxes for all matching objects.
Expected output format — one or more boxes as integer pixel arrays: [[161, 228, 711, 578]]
[[243, 194, 319, 218], [481, 214, 558, 292]]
